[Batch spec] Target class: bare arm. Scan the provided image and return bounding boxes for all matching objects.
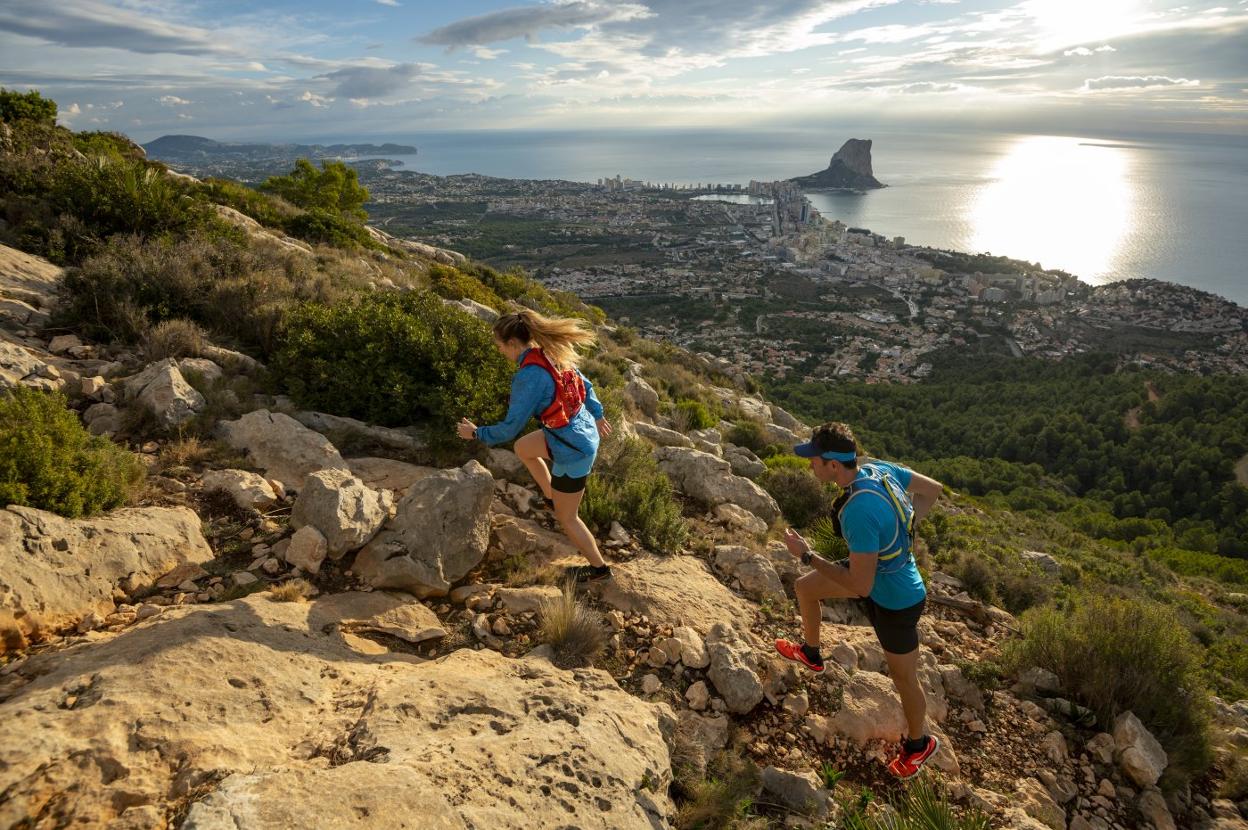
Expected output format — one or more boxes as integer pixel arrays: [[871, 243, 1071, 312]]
[[907, 470, 943, 524], [808, 550, 877, 597]]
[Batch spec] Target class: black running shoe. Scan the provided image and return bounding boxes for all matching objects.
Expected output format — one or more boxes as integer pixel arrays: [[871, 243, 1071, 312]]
[[566, 564, 613, 583]]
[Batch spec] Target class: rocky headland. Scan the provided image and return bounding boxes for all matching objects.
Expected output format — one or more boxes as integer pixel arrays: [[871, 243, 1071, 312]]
[[789, 138, 885, 190]]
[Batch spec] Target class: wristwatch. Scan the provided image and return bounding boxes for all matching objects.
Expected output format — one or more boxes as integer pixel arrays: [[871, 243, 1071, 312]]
[[800, 547, 814, 566]]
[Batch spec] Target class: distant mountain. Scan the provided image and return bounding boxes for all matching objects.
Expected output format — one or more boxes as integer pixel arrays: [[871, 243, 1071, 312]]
[[143, 134, 417, 162], [789, 138, 884, 190]]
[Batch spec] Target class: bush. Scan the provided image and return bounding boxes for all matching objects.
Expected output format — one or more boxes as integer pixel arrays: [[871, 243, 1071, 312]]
[[283, 208, 376, 249], [763, 453, 809, 471], [759, 467, 836, 528], [538, 580, 605, 667], [582, 437, 688, 554], [674, 748, 761, 830], [427, 263, 505, 310], [1004, 594, 1212, 785], [841, 778, 989, 830], [260, 159, 369, 220], [273, 291, 511, 434], [0, 388, 143, 518], [0, 88, 56, 124], [726, 420, 767, 454], [199, 177, 299, 229], [142, 319, 207, 361], [676, 399, 717, 431]]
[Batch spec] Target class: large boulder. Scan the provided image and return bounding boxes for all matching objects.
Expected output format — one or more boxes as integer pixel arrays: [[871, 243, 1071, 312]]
[[723, 444, 766, 479], [0, 341, 43, 389], [705, 622, 764, 714], [1113, 711, 1168, 787], [624, 376, 659, 418], [1014, 776, 1065, 830], [346, 456, 437, 494], [200, 469, 278, 512], [633, 421, 694, 449], [599, 554, 758, 634], [291, 468, 393, 558], [828, 669, 957, 772], [218, 409, 348, 490], [0, 505, 212, 647], [653, 446, 780, 524], [293, 410, 426, 454], [0, 594, 673, 829], [353, 461, 494, 597], [126, 359, 205, 427]]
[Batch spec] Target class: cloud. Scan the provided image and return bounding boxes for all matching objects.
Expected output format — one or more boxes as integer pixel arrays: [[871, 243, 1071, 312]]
[[1065, 44, 1117, 56], [299, 90, 332, 107], [894, 81, 966, 93], [419, 1, 649, 46], [0, 0, 231, 55], [317, 63, 424, 98], [158, 95, 191, 106], [1096, 44, 1117, 52], [376, 0, 400, 5], [472, 47, 508, 59], [1082, 75, 1200, 91]]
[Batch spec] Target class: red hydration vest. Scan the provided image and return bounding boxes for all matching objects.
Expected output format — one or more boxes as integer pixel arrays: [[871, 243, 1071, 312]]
[[520, 348, 586, 429]]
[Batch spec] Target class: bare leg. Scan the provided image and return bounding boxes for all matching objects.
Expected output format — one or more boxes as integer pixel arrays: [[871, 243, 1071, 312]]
[[794, 569, 859, 648], [551, 488, 606, 567], [884, 647, 928, 741], [513, 430, 554, 500]]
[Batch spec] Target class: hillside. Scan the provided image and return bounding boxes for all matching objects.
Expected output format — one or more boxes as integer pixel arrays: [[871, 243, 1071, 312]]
[[2, 92, 1248, 830]]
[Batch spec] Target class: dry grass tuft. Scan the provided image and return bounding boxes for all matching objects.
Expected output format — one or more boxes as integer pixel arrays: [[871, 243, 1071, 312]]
[[538, 578, 605, 666], [142, 318, 207, 362], [158, 433, 213, 468], [268, 578, 315, 603]]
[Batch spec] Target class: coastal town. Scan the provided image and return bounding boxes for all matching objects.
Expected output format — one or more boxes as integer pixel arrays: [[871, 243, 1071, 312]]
[[354, 161, 1248, 383]]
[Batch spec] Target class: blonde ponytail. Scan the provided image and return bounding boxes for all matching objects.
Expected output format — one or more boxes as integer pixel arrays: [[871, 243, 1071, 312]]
[[492, 309, 595, 369]]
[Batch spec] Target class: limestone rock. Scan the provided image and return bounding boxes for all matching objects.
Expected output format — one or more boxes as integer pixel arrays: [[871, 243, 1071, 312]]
[[291, 468, 393, 558], [790, 138, 885, 190], [0, 595, 672, 829], [316, 591, 447, 644], [219, 409, 348, 490], [284, 526, 328, 575], [633, 421, 694, 448], [200, 469, 278, 511], [1021, 550, 1060, 575], [760, 766, 827, 818], [713, 503, 768, 535], [1015, 777, 1066, 830], [653, 446, 780, 524], [482, 448, 529, 485], [685, 680, 710, 711], [768, 404, 807, 435], [672, 626, 709, 669], [0, 505, 212, 648], [599, 555, 757, 634], [293, 410, 426, 454], [1113, 711, 1167, 788], [705, 623, 763, 714], [723, 444, 766, 479], [0, 340, 43, 388], [354, 461, 494, 597], [624, 376, 659, 418], [495, 586, 562, 615], [346, 456, 436, 494], [176, 357, 223, 385], [713, 545, 784, 602], [126, 359, 205, 427]]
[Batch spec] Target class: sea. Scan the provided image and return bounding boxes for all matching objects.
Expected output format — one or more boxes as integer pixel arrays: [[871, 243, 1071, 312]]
[[355, 127, 1248, 305]]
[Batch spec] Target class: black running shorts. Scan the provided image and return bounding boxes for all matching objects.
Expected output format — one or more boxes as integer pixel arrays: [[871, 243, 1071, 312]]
[[859, 596, 925, 655], [551, 472, 589, 494]]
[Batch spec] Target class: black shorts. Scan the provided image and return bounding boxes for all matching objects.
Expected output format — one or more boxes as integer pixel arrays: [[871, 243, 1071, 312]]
[[551, 473, 589, 494], [859, 596, 925, 655]]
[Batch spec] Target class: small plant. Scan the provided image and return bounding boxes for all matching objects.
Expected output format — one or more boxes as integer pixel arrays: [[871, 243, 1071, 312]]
[[538, 580, 606, 667], [818, 762, 845, 789], [581, 437, 688, 554], [955, 658, 1004, 692], [725, 420, 767, 454], [810, 516, 850, 559], [759, 467, 837, 528], [676, 399, 718, 431], [674, 748, 760, 830], [158, 433, 214, 469], [840, 778, 989, 830], [0, 387, 143, 518], [268, 578, 315, 603]]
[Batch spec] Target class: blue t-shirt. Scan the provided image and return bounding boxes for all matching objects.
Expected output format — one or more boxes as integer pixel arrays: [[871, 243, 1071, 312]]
[[475, 349, 603, 477], [841, 460, 927, 610]]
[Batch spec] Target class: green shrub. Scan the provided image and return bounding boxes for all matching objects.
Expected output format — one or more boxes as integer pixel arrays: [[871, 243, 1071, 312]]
[[428, 263, 504, 310], [674, 748, 760, 830], [1004, 594, 1212, 785], [759, 467, 836, 528], [676, 399, 717, 431], [71, 131, 145, 161], [841, 778, 989, 830], [199, 177, 299, 229], [260, 159, 369, 220], [725, 420, 767, 454], [763, 453, 808, 471], [283, 208, 375, 249], [582, 437, 688, 554], [0, 88, 56, 124], [0, 388, 143, 518], [273, 291, 511, 434]]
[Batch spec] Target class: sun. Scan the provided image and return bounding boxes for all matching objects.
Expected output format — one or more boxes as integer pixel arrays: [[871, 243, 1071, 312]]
[[1024, 0, 1141, 50]]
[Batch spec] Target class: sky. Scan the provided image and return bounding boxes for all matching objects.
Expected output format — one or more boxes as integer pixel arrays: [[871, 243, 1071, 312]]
[[1, 0, 1245, 142]]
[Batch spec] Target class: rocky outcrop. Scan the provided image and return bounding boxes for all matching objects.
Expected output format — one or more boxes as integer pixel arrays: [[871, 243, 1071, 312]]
[[633, 421, 694, 448], [599, 555, 758, 634], [789, 138, 885, 190], [653, 446, 780, 524], [353, 461, 494, 597], [712, 545, 785, 602], [293, 409, 426, 454], [0, 594, 673, 829], [200, 469, 279, 511], [218, 409, 349, 491], [705, 623, 764, 714], [125, 359, 205, 427], [0, 505, 212, 647]]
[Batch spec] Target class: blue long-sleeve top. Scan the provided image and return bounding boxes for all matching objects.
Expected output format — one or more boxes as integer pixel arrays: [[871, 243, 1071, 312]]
[[476, 348, 604, 466]]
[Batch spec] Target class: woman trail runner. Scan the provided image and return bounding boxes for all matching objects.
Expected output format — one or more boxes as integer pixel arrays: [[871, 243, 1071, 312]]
[[457, 309, 614, 583]]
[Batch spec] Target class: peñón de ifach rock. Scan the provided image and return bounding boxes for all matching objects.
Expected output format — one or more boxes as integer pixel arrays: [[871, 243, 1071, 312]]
[[789, 138, 884, 190]]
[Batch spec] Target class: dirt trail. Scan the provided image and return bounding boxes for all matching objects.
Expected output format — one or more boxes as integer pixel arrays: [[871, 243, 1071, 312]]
[[1124, 381, 1163, 431]]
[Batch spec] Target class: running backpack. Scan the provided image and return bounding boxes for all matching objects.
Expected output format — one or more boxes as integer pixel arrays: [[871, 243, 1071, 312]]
[[835, 464, 916, 571], [520, 348, 586, 429]]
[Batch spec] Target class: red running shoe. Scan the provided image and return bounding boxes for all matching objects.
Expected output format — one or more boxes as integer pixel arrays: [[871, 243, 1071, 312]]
[[774, 638, 824, 673], [887, 735, 940, 779]]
